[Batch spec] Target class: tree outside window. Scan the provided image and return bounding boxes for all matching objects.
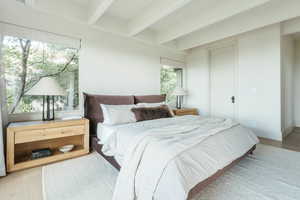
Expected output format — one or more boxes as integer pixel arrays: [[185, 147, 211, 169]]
[[160, 66, 183, 106], [1, 36, 79, 114]]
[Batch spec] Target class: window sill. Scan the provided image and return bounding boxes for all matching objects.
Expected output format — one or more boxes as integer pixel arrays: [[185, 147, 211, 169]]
[[8, 110, 82, 122]]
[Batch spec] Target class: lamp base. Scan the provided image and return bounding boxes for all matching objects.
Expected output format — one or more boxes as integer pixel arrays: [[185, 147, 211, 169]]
[[43, 117, 54, 121], [42, 96, 55, 121], [176, 96, 183, 109]]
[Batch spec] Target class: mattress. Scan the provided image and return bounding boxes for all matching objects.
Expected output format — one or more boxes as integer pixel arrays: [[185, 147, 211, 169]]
[[97, 123, 125, 164], [97, 116, 259, 200], [97, 123, 117, 143]]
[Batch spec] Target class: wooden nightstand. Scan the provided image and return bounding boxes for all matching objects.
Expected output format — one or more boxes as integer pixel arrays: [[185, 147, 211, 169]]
[[6, 118, 89, 172], [173, 108, 198, 116]]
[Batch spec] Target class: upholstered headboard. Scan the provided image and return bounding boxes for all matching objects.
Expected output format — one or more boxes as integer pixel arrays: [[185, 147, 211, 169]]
[[83, 93, 166, 136], [134, 94, 166, 104]]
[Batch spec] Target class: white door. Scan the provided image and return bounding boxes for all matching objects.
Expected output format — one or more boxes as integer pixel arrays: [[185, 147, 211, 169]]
[[210, 45, 236, 119]]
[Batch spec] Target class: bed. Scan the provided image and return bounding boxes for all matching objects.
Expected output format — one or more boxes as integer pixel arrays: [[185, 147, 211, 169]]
[[84, 93, 258, 200]]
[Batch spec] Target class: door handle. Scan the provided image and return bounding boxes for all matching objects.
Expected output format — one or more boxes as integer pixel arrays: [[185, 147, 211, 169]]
[[231, 96, 235, 104]]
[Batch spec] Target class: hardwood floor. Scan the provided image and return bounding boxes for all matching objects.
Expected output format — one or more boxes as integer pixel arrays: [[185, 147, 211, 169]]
[[260, 128, 300, 152], [0, 167, 42, 200], [283, 128, 300, 151]]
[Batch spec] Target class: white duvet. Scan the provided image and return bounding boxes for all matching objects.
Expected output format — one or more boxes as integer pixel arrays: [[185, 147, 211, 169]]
[[98, 116, 259, 200]]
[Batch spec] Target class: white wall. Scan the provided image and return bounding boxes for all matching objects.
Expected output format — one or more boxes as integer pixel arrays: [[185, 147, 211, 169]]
[[239, 24, 282, 141], [281, 35, 295, 137], [294, 41, 300, 127], [185, 47, 210, 115], [0, 0, 185, 121], [186, 24, 282, 141], [80, 38, 181, 96]]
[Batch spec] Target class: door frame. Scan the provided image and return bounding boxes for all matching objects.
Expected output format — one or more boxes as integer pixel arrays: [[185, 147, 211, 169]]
[[208, 40, 239, 120]]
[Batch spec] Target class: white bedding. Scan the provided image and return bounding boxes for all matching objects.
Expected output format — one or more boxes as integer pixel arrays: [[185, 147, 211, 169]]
[[97, 116, 259, 200]]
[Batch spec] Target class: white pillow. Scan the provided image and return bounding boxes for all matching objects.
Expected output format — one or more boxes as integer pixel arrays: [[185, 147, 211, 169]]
[[100, 104, 137, 125], [136, 102, 175, 116]]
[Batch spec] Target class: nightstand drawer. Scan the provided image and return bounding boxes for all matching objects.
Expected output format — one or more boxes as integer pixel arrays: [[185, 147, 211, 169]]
[[15, 130, 44, 144], [15, 125, 85, 144], [173, 108, 198, 116], [45, 125, 85, 136]]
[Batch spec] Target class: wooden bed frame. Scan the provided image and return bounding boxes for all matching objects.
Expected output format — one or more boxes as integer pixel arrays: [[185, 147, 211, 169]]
[[84, 93, 256, 199]]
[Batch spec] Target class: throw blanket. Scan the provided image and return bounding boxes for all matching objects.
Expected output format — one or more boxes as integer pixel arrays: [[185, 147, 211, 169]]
[[112, 118, 238, 200]]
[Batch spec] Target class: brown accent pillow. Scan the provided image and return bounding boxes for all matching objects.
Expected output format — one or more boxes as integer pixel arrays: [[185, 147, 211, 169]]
[[131, 105, 173, 122]]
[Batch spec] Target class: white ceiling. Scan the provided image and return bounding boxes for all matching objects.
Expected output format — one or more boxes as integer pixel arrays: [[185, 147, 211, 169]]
[[107, 0, 155, 21], [150, 0, 218, 31], [16, 0, 300, 51], [72, 0, 90, 6]]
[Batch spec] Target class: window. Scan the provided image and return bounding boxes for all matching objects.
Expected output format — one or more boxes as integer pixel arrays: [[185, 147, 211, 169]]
[[160, 66, 183, 105], [1, 36, 79, 114]]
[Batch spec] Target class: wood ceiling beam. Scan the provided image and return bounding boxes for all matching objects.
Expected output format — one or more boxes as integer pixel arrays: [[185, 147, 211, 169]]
[[127, 0, 194, 36], [88, 0, 115, 25]]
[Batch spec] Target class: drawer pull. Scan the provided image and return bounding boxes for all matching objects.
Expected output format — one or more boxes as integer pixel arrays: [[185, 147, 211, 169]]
[[61, 131, 72, 134]]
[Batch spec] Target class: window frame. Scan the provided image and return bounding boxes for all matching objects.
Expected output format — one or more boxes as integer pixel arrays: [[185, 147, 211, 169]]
[[174, 67, 184, 88], [160, 65, 185, 106], [1, 35, 80, 116], [8, 109, 81, 122]]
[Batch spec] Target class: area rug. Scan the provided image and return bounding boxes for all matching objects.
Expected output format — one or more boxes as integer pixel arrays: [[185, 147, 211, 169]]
[[42, 152, 118, 200], [42, 144, 300, 200]]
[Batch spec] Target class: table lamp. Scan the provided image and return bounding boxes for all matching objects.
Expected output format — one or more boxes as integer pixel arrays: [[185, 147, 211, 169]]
[[26, 77, 66, 121], [173, 87, 187, 109]]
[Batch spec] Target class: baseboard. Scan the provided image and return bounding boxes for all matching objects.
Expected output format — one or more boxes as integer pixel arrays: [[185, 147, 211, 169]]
[[259, 137, 282, 147]]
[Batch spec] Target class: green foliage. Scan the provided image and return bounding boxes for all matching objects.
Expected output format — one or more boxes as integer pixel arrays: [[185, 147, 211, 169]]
[[160, 67, 177, 105], [1, 36, 79, 114]]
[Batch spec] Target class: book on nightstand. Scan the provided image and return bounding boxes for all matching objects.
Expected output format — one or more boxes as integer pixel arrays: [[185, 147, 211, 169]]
[[31, 148, 52, 160]]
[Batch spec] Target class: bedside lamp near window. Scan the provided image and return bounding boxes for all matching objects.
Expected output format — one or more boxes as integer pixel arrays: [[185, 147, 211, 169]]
[[173, 87, 187, 109], [26, 77, 66, 121]]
